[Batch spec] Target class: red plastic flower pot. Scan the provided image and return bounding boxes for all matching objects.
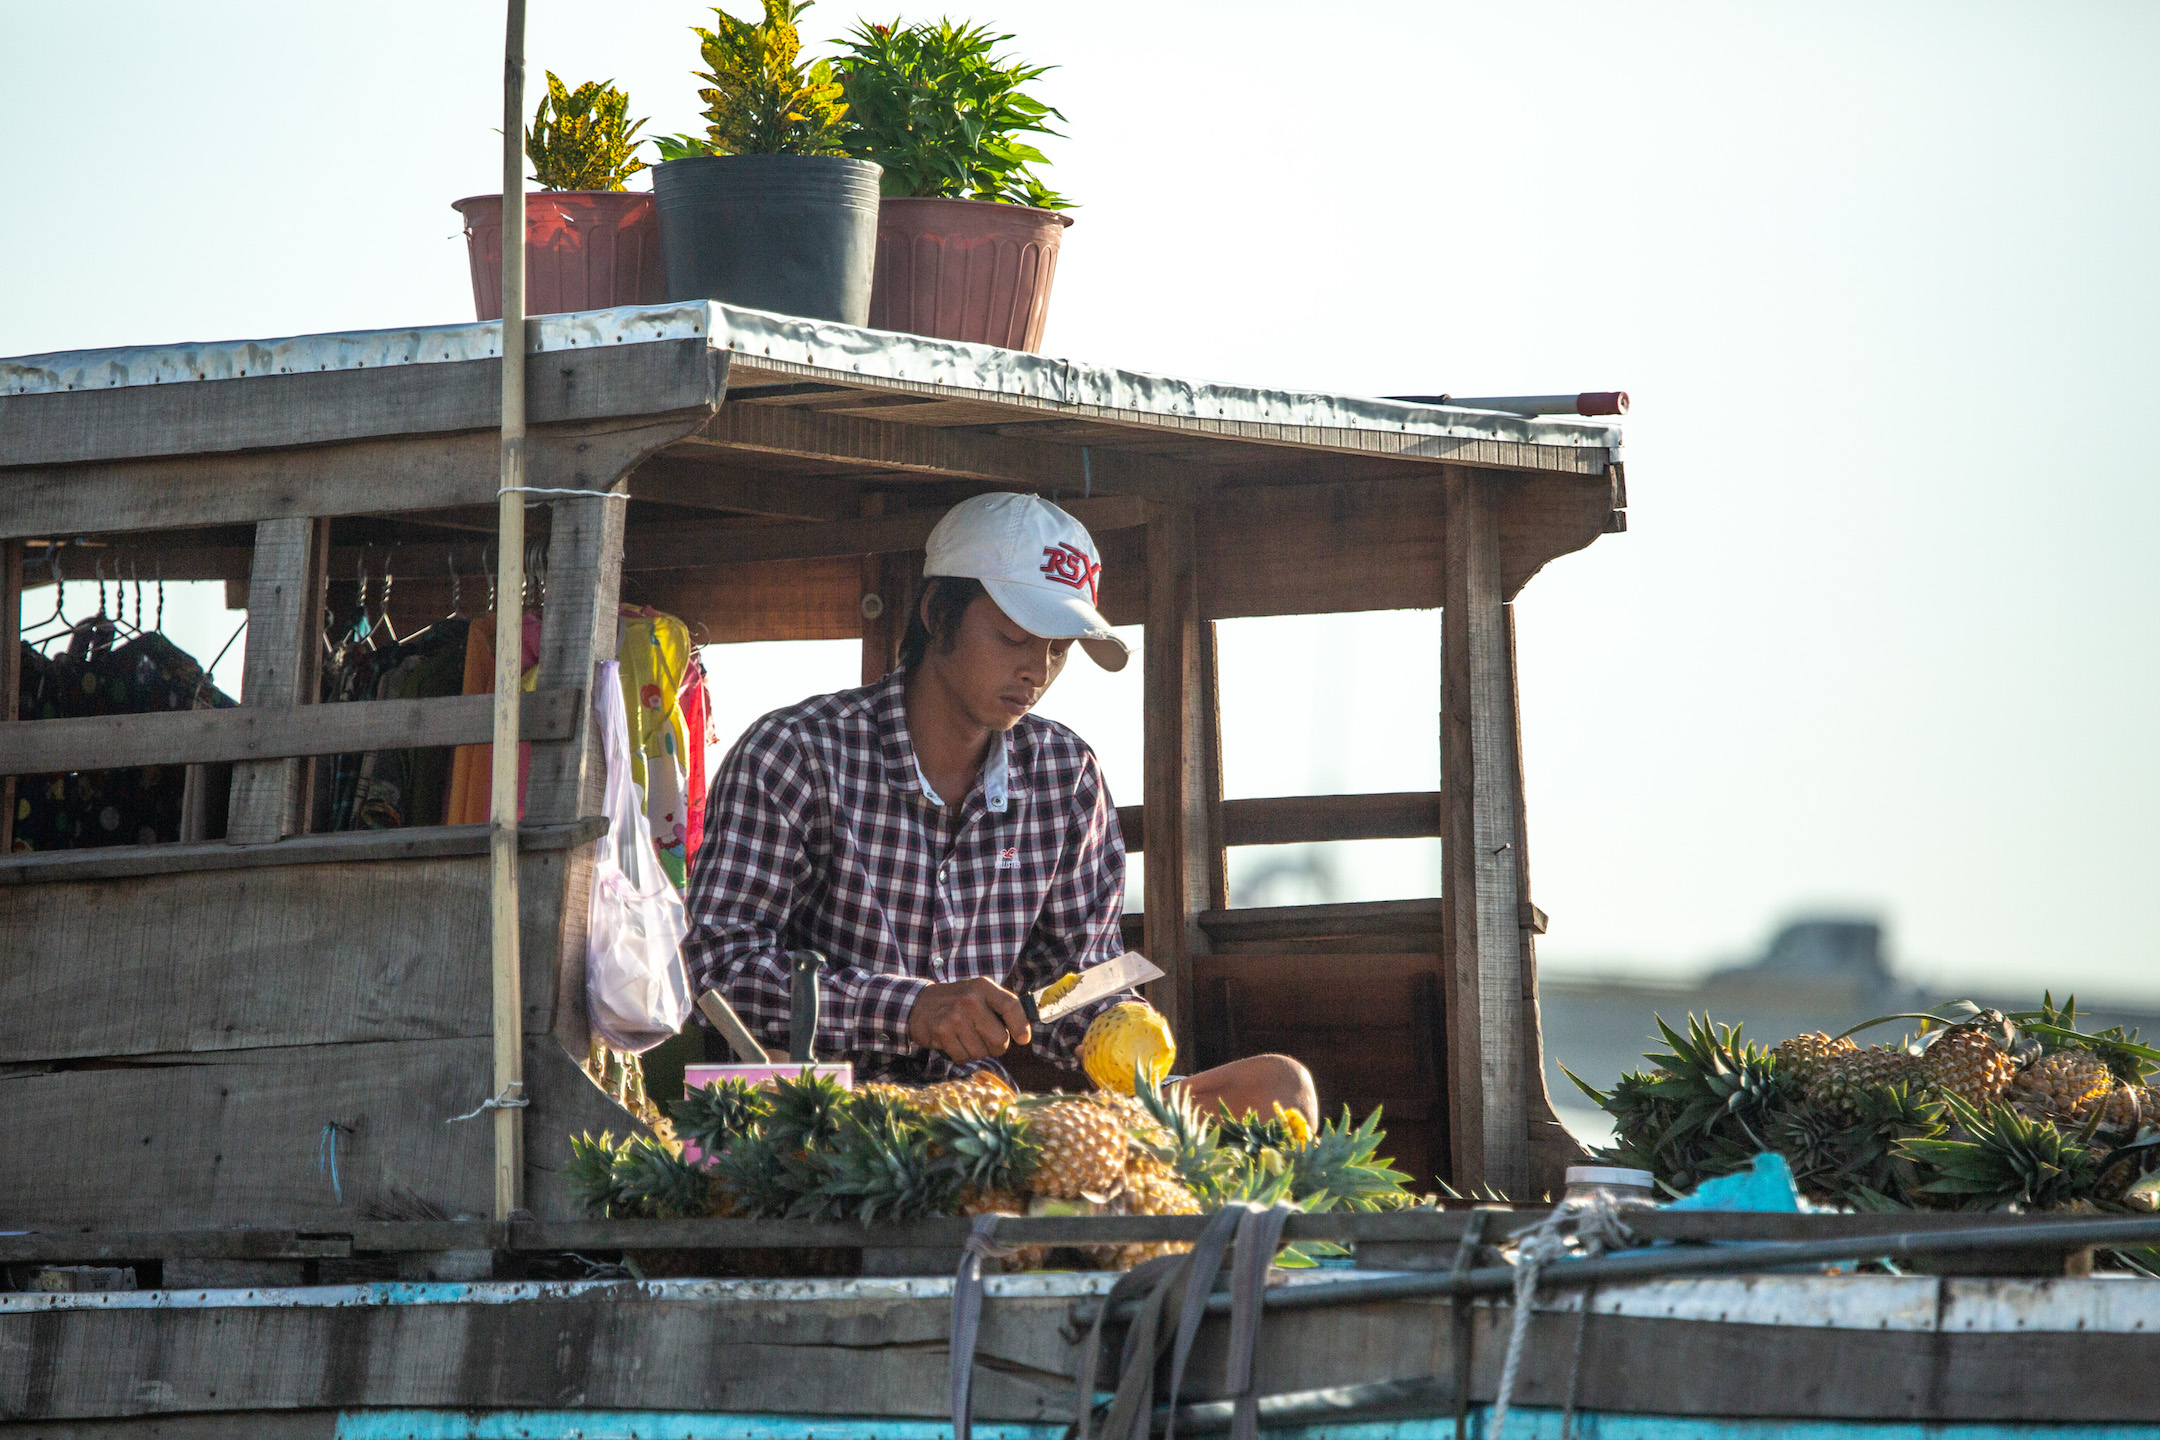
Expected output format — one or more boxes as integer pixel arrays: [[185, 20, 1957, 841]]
[[868, 196, 1073, 351], [451, 191, 666, 321]]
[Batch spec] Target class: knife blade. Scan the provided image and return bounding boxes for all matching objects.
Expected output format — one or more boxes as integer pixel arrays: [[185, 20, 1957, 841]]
[[1023, 951, 1166, 1027]]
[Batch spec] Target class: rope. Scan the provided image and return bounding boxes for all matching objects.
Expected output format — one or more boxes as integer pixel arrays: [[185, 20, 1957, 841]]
[[498, 486, 633, 501], [446, 1082, 530, 1123], [1488, 1194, 1636, 1440], [317, 1122, 354, 1204]]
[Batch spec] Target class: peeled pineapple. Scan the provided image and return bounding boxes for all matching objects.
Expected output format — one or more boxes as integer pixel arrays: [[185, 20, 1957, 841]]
[[1080, 1001, 1176, 1095]]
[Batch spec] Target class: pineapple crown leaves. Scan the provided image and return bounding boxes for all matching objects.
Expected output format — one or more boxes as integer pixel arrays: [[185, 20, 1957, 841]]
[[805, 1105, 958, 1225], [568, 1130, 631, 1218], [526, 72, 649, 191], [669, 1077, 774, 1158], [925, 1101, 1040, 1195], [1132, 1071, 1240, 1202], [1899, 1095, 2103, 1209], [710, 1128, 817, 1218], [764, 1070, 855, 1153], [1288, 1106, 1414, 1213], [675, 0, 849, 158], [2009, 993, 2160, 1085], [610, 1133, 716, 1219]]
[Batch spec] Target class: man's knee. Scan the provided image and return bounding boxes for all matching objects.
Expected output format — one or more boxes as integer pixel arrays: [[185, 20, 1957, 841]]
[[1181, 1052, 1318, 1129]]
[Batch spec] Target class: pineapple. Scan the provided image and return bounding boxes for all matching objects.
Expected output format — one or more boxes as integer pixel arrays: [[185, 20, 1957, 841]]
[[1020, 1096, 1129, 1199], [1286, 1106, 1413, 1212], [764, 1070, 855, 1153], [670, 1077, 773, 1159], [1107, 1151, 1203, 1269], [912, 1071, 1017, 1118], [928, 1101, 1041, 1197], [2098, 1084, 2147, 1133], [1919, 1017, 2016, 1107], [1775, 1032, 1859, 1086], [568, 1131, 632, 1217], [610, 1133, 717, 1219], [1901, 1097, 2100, 1210], [811, 1107, 955, 1224], [1079, 1001, 1176, 1095], [1817, 1045, 1922, 1111], [2008, 1051, 2113, 1124], [711, 1130, 815, 1218]]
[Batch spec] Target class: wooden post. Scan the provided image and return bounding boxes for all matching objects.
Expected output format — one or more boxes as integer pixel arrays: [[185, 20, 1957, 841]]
[[1, 541, 20, 856], [487, 0, 531, 1224], [225, 518, 328, 843], [859, 552, 915, 686], [526, 492, 626, 1064], [1504, 603, 1590, 1198], [1440, 465, 1530, 1200], [1141, 501, 1220, 1056]]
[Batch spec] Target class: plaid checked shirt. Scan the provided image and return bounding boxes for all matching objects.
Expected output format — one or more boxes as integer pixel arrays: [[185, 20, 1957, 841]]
[[681, 667, 1127, 1082]]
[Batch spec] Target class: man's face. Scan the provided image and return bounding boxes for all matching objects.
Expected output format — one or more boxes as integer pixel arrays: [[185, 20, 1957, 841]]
[[931, 594, 1072, 730]]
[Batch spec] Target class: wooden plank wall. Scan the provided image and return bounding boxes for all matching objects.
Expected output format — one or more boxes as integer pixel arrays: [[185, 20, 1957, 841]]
[[224, 519, 328, 843]]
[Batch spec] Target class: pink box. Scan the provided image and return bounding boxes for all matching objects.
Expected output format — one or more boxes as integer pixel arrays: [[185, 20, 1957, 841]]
[[679, 1062, 854, 1164]]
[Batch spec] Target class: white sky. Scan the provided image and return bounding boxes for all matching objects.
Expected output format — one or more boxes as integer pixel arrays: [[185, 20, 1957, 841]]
[[4, 2, 2155, 998]]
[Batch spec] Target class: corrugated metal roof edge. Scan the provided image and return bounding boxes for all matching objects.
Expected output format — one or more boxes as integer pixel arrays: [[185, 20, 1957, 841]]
[[0, 301, 1620, 454]]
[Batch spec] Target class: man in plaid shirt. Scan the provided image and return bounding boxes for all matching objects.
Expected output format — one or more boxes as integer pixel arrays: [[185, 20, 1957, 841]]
[[684, 494, 1314, 1121]]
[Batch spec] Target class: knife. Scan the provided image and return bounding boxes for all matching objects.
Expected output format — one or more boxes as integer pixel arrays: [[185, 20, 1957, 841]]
[[1021, 951, 1166, 1027], [696, 987, 771, 1065]]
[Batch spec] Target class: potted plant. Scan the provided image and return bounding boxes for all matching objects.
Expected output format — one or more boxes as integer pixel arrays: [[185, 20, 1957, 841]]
[[651, 1, 883, 325], [453, 73, 665, 321], [833, 19, 1074, 351]]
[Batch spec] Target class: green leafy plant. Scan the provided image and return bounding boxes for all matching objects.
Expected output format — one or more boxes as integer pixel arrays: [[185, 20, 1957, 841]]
[[658, 0, 849, 160], [526, 73, 649, 190], [832, 18, 1069, 208]]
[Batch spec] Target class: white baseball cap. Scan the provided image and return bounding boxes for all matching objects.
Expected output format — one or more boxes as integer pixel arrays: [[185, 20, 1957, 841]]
[[923, 492, 1130, 672]]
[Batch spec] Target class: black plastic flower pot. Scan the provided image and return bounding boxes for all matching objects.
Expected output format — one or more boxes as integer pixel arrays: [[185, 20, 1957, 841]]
[[653, 154, 882, 325]]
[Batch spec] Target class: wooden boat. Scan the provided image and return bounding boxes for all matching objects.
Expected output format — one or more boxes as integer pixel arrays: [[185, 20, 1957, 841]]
[[11, 301, 2152, 1436]]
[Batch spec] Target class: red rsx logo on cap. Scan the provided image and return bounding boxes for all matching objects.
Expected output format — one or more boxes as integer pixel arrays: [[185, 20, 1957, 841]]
[[1040, 543, 1102, 605]]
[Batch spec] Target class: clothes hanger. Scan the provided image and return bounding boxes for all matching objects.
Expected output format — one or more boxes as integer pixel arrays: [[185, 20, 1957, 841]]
[[20, 544, 74, 646]]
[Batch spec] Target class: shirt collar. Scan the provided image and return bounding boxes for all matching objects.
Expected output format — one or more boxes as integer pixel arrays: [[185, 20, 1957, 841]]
[[877, 666, 1020, 814]]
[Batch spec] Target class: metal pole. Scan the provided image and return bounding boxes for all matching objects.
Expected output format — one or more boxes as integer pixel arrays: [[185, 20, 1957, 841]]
[[488, 0, 529, 1224]]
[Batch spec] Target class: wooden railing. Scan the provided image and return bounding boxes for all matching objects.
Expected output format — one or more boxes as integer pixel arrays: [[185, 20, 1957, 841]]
[[0, 689, 582, 777], [1116, 789, 1443, 853]]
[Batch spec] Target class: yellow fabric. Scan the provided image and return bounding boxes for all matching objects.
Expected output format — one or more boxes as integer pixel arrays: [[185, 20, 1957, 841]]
[[616, 610, 694, 890]]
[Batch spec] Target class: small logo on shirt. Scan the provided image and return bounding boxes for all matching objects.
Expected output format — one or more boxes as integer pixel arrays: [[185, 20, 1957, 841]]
[[996, 847, 1020, 870], [1039, 543, 1103, 605]]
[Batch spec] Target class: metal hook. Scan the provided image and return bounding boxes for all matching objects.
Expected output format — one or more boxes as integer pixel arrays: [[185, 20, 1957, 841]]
[[447, 547, 463, 617], [480, 544, 496, 615], [155, 556, 165, 633], [94, 553, 108, 618], [50, 543, 66, 624]]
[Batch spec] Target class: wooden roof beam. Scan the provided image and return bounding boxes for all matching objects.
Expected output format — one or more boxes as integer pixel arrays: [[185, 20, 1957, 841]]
[[679, 401, 1203, 503]]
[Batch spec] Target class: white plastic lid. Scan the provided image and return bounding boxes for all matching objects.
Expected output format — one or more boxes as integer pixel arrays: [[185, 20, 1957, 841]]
[[1565, 1165, 1655, 1188]]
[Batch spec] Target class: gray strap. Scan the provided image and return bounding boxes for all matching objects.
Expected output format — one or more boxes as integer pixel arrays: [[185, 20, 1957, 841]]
[[1224, 1201, 1297, 1440], [1071, 1251, 1185, 1440], [952, 1213, 1017, 1440], [1157, 1205, 1250, 1440]]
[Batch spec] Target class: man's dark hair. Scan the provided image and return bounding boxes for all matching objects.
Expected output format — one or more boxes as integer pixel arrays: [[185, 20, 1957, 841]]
[[897, 575, 988, 671]]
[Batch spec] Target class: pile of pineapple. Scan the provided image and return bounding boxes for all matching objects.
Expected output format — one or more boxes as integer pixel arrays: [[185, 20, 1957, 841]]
[[1572, 996, 2160, 1214], [569, 1068, 1414, 1270]]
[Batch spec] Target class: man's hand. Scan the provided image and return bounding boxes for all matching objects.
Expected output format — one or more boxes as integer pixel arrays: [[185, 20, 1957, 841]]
[[907, 978, 1034, 1063]]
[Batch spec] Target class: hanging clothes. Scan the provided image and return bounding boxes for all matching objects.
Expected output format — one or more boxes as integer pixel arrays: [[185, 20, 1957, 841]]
[[321, 619, 469, 830], [12, 623, 234, 851], [615, 605, 694, 891], [680, 649, 715, 869], [443, 610, 544, 827]]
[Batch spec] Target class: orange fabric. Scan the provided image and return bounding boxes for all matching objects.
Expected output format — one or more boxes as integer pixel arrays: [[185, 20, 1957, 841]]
[[444, 613, 540, 825]]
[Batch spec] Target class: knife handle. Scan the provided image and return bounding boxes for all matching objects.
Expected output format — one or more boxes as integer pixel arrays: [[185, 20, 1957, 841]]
[[788, 949, 827, 1064], [1021, 989, 1042, 1028]]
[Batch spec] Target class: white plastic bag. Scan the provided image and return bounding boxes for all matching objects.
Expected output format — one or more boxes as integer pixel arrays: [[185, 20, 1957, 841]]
[[585, 660, 693, 1053]]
